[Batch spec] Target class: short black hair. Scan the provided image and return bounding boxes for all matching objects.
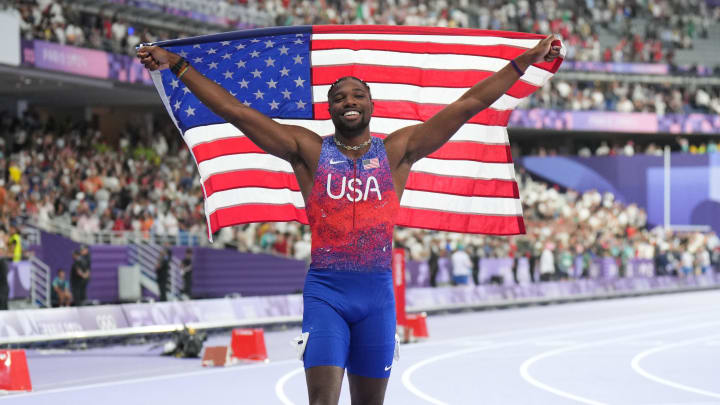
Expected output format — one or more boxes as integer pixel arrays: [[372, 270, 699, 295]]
[[327, 76, 371, 100]]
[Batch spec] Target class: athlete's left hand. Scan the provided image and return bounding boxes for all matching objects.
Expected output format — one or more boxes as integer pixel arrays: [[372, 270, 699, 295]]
[[524, 34, 563, 64]]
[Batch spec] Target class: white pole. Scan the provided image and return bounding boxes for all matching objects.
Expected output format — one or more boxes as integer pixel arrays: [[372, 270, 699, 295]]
[[664, 145, 671, 231]]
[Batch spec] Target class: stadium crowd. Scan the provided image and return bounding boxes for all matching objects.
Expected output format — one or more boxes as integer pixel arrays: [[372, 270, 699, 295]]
[[4, 0, 718, 65], [523, 80, 720, 115]]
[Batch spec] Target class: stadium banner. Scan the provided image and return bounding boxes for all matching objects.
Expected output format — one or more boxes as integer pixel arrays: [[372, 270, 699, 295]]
[[509, 109, 720, 134], [563, 61, 669, 75], [21, 40, 153, 85], [0, 11, 20, 66], [522, 153, 720, 234], [147, 25, 566, 239]]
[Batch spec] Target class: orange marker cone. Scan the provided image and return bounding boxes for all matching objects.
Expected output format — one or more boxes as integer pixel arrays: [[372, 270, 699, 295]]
[[230, 328, 268, 362], [0, 350, 32, 392]]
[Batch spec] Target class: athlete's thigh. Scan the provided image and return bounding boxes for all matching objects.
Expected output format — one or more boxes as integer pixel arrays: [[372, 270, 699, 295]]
[[302, 295, 351, 369], [346, 296, 396, 379], [348, 373, 389, 405], [306, 366, 345, 405]]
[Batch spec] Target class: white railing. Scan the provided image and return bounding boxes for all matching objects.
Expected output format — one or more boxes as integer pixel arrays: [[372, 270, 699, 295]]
[[26, 218, 209, 247], [129, 242, 184, 300], [29, 256, 51, 308]]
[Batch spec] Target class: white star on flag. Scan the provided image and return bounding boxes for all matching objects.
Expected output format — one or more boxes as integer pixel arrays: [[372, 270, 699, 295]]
[[184, 106, 195, 116], [254, 89, 264, 99], [294, 77, 305, 87], [269, 100, 279, 110], [266, 79, 278, 88]]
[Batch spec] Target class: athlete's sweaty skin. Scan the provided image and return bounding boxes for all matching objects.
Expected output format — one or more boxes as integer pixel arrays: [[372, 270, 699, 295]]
[[138, 35, 561, 405]]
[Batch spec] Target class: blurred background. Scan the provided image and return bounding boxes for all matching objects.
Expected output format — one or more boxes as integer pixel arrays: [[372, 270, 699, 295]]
[[0, 0, 718, 316]]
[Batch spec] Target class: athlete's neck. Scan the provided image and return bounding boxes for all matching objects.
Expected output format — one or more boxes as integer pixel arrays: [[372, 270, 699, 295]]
[[334, 133, 372, 158]]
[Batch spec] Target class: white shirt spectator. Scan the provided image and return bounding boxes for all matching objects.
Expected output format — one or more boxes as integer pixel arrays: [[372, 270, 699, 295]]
[[540, 247, 555, 275], [451, 249, 472, 277]]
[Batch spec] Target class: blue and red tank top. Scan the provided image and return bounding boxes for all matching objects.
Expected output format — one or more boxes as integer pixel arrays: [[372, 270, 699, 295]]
[[306, 136, 399, 272]]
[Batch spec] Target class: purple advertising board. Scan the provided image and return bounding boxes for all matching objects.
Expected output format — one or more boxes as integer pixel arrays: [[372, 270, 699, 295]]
[[509, 109, 720, 134], [21, 40, 153, 86]]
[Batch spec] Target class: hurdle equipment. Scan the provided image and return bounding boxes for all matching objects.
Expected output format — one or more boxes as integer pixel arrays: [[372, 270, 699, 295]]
[[230, 328, 268, 362], [0, 350, 32, 392]]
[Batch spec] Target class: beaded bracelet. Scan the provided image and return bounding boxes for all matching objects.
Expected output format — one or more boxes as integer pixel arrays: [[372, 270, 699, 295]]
[[170, 57, 187, 75], [177, 63, 190, 79], [510, 59, 525, 76]]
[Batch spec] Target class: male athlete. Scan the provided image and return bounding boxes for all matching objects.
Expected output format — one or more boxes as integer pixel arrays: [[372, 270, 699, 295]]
[[138, 35, 561, 405]]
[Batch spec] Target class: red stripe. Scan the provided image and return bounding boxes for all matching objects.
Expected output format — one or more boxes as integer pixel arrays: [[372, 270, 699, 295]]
[[314, 101, 512, 126], [396, 207, 525, 235], [312, 25, 546, 40], [312, 65, 539, 98], [405, 173, 519, 198], [193, 137, 263, 163], [193, 136, 510, 165], [209, 204, 309, 234], [203, 170, 299, 197], [427, 143, 511, 163], [311, 40, 558, 73]]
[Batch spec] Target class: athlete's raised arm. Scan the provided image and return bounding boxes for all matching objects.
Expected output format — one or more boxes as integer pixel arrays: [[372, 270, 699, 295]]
[[385, 35, 562, 167], [136, 46, 320, 164]]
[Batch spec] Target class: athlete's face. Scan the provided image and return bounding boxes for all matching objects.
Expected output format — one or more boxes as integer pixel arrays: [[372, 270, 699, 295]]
[[328, 79, 373, 137]]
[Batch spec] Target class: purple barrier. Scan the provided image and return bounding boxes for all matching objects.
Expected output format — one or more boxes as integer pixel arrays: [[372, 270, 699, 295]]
[[192, 248, 307, 298], [406, 273, 720, 309], [21, 40, 153, 85], [0, 305, 128, 338], [7, 261, 31, 299], [509, 109, 720, 134], [562, 61, 670, 75]]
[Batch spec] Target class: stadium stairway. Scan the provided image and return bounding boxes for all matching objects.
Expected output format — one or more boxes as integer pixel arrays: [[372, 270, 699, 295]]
[[87, 245, 129, 304]]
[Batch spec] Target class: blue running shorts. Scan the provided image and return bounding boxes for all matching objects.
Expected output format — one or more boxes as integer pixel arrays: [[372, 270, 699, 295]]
[[301, 269, 397, 379]]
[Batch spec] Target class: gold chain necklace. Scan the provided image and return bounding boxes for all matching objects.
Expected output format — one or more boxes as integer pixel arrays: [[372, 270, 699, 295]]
[[333, 136, 372, 151]]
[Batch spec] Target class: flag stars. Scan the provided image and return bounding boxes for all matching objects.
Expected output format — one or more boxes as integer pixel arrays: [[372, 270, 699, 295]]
[[223, 70, 234, 79], [295, 100, 307, 109], [220, 41, 231, 46], [250, 39, 260, 43], [254, 89, 265, 99], [170, 79, 179, 89], [251, 69, 262, 78], [281, 89, 292, 99], [178, 50, 188, 58], [264, 39, 275, 48], [293, 38, 304, 45], [206, 48, 217, 54], [235, 60, 246, 69], [173, 100, 181, 110], [182, 87, 191, 95], [235, 43, 246, 50], [222, 53, 231, 60], [269, 100, 279, 110], [185, 106, 195, 116], [242, 100, 251, 107], [279, 45, 289, 55], [193, 44, 201, 49], [266, 78, 278, 88], [193, 56, 203, 63], [279, 67, 290, 77], [208, 61, 219, 69], [249, 50, 260, 58], [229, 90, 237, 97], [294, 76, 305, 87], [238, 79, 249, 88], [264, 57, 276, 67], [293, 54, 304, 64]]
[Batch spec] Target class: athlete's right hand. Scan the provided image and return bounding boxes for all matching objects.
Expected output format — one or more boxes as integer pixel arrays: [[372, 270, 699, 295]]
[[136, 46, 178, 71]]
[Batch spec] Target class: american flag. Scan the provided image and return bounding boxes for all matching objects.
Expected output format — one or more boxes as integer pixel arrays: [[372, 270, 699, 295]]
[[148, 25, 564, 240]]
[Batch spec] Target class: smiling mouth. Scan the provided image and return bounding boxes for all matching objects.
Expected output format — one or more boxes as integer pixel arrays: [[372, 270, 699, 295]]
[[343, 111, 360, 119]]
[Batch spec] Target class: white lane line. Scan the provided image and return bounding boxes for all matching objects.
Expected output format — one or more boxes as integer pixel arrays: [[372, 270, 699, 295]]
[[631, 333, 720, 399], [401, 312, 718, 405], [11, 358, 298, 398], [519, 321, 720, 405], [275, 367, 305, 405], [277, 308, 706, 405]]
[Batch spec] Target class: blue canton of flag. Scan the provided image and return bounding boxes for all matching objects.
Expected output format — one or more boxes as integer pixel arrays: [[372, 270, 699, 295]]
[[157, 29, 312, 133]]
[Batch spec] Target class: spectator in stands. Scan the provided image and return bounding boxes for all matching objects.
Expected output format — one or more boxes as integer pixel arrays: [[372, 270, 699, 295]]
[[70, 246, 90, 306], [428, 239, 441, 287], [181, 248, 193, 298], [450, 245, 472, 286], [52, 269, 72, 307], [155, 247, 171, 301], [8, 224, 22, 262], [540, 242, 555, 282], [0, 227, 8, 310]]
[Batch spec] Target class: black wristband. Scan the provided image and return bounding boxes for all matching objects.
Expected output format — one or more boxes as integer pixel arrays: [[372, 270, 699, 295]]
[[170, 57, 187, 75], [510, 59, 525, 76]]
